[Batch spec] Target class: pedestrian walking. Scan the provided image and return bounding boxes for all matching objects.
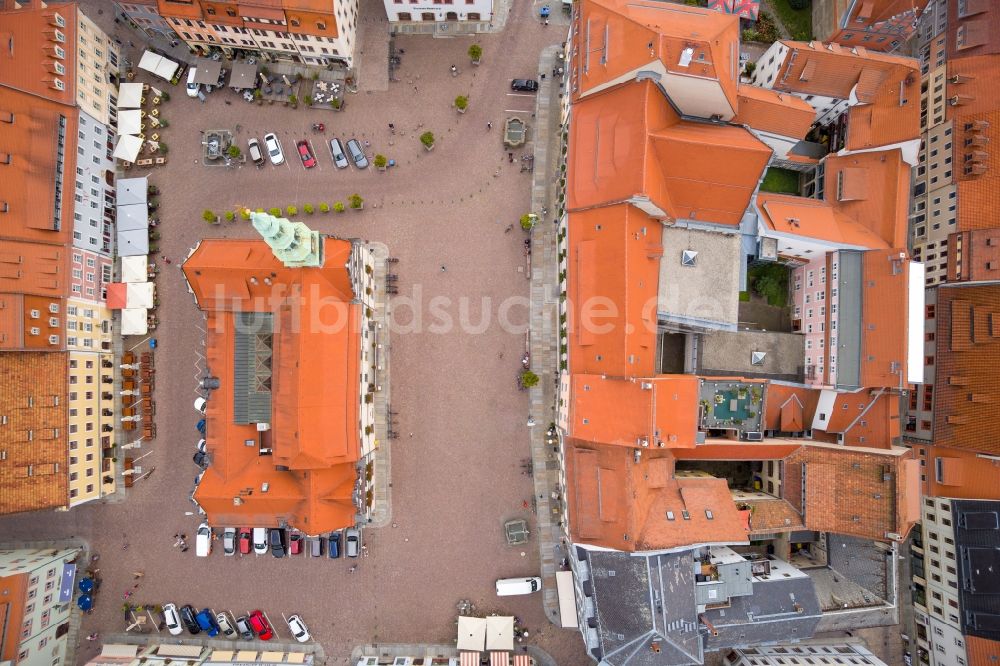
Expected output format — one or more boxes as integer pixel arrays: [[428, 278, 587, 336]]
[[508, 152, 514, 163], [440, 265, 446, 272], [487, 122, 493, 130], [164, 257, 171, 264], [133, 571, 144, 579]]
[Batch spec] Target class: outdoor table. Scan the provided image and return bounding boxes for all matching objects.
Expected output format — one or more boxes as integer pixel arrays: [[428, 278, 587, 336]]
[[151, 108, 159, 116]]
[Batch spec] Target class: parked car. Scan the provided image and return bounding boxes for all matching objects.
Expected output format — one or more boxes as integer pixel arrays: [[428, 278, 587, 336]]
[[196, 418, 206, 435], [263, 132, 284, 166], [327, 531, 340, 559], [288, 530, 304, 555], [345, 527, 360, 558], [216, 611, 238, 639], [247, 138, 265, 167], [195, 609, 220, 637], [269, 528, 286, 558], [163, 603, 183, 636], [235, 615, 254, 641], [296, 140, 316, 168], [249, 610, 273, 641], [252, 527, 268, 555], [286, 614, 310, 643], [195, 523, 212, 557], [345, 139, 368, 169], [495, 576, 542, 596], [222, 527, 237, 556], [238, 527, 252, 555], [328, 139, 349, 169], [186, 68, 200, 98], [180, 604, 200, 634], [194, 397, 207, 413], [197, 438, 206, 453], [511, 78, 539, 92], [308, 535, 323, 557], [192, 450, 208, 468]]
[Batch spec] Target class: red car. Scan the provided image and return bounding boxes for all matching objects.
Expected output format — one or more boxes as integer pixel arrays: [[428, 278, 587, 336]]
[[296, 140, 316, 168], [289, 530, 303, 555], [238, 527, 252, 555], [249, 610, 273, 640]]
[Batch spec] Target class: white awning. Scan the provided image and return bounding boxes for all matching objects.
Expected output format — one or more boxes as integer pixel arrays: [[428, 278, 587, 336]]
[[154, 644, 204, 658], [138, 50, 179, 81], [116, 177, 148, 206], [485, 616, 514, 651], [457, 616, 487, 652], [116, 203, 147, 232], [121, 256, 148, 283], [126, 281, 154, 309], [100, 645, 139, 659], [113, 134, 143, 162], [556, 570, 579, 628], [118, 82, 144, 109], [117, 228, 149, 256], [122, 307, 148, 335], [118, 109, 143, 135]]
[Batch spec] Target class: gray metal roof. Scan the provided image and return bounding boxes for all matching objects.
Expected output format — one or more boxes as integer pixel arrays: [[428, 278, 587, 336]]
[[954, 500, 1000, 640], [232, 312, 273, 424], [834, 250, 863, 390], [702, 575, 822, 650]]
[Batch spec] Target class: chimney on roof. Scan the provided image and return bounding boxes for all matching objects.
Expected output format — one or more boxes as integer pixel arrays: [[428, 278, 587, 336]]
[[699, 614, 719, 636]]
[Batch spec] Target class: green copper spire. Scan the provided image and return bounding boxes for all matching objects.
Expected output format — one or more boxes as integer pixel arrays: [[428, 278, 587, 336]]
[[248, 209, 323, 268]]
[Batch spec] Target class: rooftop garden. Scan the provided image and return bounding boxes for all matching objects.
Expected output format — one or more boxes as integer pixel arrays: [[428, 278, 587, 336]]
[[760, 167, 801, 195]]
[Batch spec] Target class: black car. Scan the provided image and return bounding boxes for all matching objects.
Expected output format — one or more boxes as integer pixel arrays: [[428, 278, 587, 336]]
[[269, 528, 285, 558], [327, 531, 341, 559], [180, 604, 200, 635], [193, 450, 208, 468], [511, 79, 539, 92]]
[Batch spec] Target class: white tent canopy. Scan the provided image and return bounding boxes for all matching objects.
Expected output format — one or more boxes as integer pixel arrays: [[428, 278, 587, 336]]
[[456, 616, 486, 652], [118, 109, 143, 135], [116, 177, 147, 206], [485, 616, 514, 651], [121, 256, 148, 284], [126, 282, 155, 309], [113, 134, 143, 162], [118, 82, 144, 109], [138, 50, 179, 81], [117, 204, 147, 232], [121, 308, 148, 336], [117, 228, 149, 257]]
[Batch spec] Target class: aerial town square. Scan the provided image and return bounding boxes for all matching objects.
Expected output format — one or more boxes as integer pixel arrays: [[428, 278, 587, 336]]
[[1, 0, 1000, 665]]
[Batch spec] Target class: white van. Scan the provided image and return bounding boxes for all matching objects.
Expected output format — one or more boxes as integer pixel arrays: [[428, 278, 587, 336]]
[[195, 522, 212, 557], [496, 577, 542, 596], [186, 68, 200, 98]]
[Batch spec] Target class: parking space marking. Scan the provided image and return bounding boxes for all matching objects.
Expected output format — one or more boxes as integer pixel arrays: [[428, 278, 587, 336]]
[[507, 92, 537, 98], [504, 108, 535, 113]]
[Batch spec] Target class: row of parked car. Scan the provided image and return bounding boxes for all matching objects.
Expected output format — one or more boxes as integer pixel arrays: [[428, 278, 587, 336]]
[[161, 605, 311, 642], [247, 135, 369, 169], [197, 525, 360, 559]]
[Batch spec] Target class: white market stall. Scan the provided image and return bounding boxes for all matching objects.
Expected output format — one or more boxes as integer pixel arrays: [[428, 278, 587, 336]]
[[117, 204, 148, 232], [117, 82, 144, 109], [126, 282, 155, 309], [113, 134, 144, 162], [118, 109, 143, 136], [121, 308, 149, 336], [456, 616, 486, 652], [116, 177, 148, 206], [120, 256, 148, 284], [117, 228, 149, 257], [485, 616, 514, 651], [138, 50, 180, 82]]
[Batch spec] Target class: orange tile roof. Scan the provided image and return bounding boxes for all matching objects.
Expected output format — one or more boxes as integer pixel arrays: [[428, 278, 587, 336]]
[[919, 445, 1000, 501], [565, 441, 750, 551], [743, 498, 804, 534], [816, 389, 900, 449], [566, 205, 661, 377], [966, 636, 1000, 666], [756, 194, 891, 250], [671, 442, 803, 460], [572, 0, 740, 119], [822, 151, 911, 249], [932, 283, 1000, 454], [858, 250, 911, 390], [568, 374, 700, 448], [946, 1, 1000, 61], [731, 85, 815, 140], [947, 230, 1000, 282], [183, 237, 362, 534], [0, 2, 78, 105], [763, 383, 820, 433], [568, 80, 771, 225], [0, 352, 69, 515], [952, 109, 1000, 232], [0, 572, 27, 661]]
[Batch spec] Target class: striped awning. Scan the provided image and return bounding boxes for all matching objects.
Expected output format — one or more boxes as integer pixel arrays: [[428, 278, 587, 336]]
[[460, 652, 480, 666], [491, 652, 510, 666], [513, 655, 531, 666]]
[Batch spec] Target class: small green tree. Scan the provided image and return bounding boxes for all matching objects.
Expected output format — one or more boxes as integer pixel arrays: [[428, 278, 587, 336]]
[[160, 91, 170, 102], [224, 210, 235, 222], [520, 370, 540, 388], [303, 203, 315, 214], [332, 98, 342, 110], [348, 194, 364, 209], [268, 207, 282, 217], [333, 201, 345, 213], [454, 95, 469, 111], [373, 154, 387, 169], [468, 44, 483, 63], [520, 213, 536, 230], [226, 144, 241, 159], [420, 131, 435, 148], [304, 94, 313, 106], [240, 209, 251, 220], [157, 141, 168, 155], [319, 202, 330, 213], [286, 205, 298, 217], [202, 209, 217, 223], [288, 94, 298, 107]]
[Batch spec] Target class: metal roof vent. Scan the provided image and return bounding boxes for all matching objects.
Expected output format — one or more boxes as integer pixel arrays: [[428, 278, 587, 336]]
[[678, 47, 694, 67], [681, 249, 698, 267], [751, 351, 766, 366]]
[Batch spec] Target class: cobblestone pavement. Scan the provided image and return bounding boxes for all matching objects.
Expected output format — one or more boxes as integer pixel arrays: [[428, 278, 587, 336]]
[[0, 2, 588, 665]]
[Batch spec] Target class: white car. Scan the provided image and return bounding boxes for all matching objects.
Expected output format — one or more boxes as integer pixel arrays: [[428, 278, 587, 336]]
[[185, 68, 200, 98], [263, 133, 284, 166], [163, 603, 183, 636], [222, 527, 237, 556], [252, 527, 268, 555], [216, 611, 238, 639], [194, 397, 207, 413], [286, 614, 310, 643], [195, 523, 212, 557]]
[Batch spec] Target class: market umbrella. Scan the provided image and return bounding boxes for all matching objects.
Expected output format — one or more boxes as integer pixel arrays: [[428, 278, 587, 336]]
[[77, 594, 93, 611], [78, 578, 94, 593]]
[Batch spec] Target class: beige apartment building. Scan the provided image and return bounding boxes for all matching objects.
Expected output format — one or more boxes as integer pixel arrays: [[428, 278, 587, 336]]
[[75, 7, 122, 129]]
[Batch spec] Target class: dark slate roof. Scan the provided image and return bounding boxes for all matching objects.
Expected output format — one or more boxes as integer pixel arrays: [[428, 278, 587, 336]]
[[702, 574, 822, 650], [232, 311, 273, 424], [588, 549, 703, 666], [953, 500, 1000, 640]]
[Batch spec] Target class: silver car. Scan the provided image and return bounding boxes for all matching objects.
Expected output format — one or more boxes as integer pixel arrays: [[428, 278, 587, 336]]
[[263, 132, 284, 166], [329, 139, 349, 169], [345, 139, 368, 169], [345, 527, 360, 557]]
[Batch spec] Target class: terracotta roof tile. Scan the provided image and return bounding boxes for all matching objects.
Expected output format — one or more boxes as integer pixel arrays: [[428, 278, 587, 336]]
[[952, 109, 1000, 232], [946, 1, 1000, 60], [858, 249, 911, 389], [763, 383, 820, 433], [947, 230, 1000, 282], [732, 85, 815, 140], [965, 636, 1000, 666], [0, 2, 77, 105], [919, 445, 1000, 501], [0, 352, 69, 515], [743, 498, 804, 534]]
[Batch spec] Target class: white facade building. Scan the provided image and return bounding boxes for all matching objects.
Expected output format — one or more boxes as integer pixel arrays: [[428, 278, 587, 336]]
[[384, 0, 492, 36], [73, 111, 115, 257]]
